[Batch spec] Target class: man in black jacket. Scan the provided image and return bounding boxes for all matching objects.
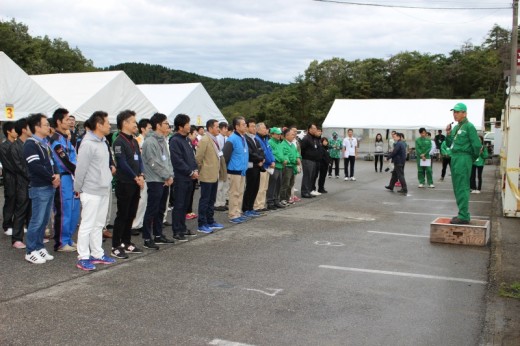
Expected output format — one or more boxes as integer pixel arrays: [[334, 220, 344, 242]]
[[300, 124, 321, 198], [0, 121, 17, 235], [242, 118, 265, 217], [170, 114, 199, 242]]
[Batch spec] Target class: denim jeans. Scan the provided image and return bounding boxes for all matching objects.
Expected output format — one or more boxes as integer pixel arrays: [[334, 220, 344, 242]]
[[172, 179, 193, 236], [26, 185, 55, 254], [198, 181, 218, 227], [143, 182, 169, 240]]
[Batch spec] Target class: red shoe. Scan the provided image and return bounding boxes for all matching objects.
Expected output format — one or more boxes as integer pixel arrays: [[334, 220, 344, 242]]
[[185, 213, 198, 220], [395, 181, 401, 187]]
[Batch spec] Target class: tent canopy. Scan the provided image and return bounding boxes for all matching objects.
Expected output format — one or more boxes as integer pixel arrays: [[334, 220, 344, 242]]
[[137, 83, 226, 126], [0, 51, 61, 120], [322, 99, 485, 131], [31, 71, 157, 123]]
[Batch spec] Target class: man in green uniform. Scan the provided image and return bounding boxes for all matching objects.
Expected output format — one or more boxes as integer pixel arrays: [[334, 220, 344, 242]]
[[328, 132, 342, 178], [445, 103, 482, 224], [415, 127, 434, 188]]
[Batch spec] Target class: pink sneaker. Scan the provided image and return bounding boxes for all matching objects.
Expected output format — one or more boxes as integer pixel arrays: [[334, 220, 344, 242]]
[[185, 213, 198, 220], [395, 181, 402, 187], [12, 241, 26, 249], [293, 196, 301, 202]]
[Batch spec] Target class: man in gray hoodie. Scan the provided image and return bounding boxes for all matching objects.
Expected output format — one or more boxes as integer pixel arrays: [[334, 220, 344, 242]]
[[141, 113, 174, 249], [74, 111, 116, 271]]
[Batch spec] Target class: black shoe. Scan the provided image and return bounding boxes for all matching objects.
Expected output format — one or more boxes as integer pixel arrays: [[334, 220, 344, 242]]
[[214, 206, 227, 212], [301, 194, 313, 198], [267, 205, 277, 210], [131, 228, 142, 236], [111, 246, 128, 259], [123, 242, 143, 254], [154, 235, 174, 244], [450, 217, 469, 225], [143, 239, 160, 249], [256, 208, 268, 212], [163, 221, 172, 226], [185, 229, 197, 236], [397, 190, 408, 194], [173, 234, 188, 242], [385, 185, 393, 191], [274, 203, 286, 208], [384, 167, 390, 172], [318, 189, 328, 193]]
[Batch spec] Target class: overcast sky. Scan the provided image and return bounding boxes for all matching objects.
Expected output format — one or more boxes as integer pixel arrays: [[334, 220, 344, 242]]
[[2, 0, 513, 83]]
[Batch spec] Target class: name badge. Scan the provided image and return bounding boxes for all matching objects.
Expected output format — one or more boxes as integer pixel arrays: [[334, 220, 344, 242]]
[[218, 151, 223, 157], [134, 154, 139, 161], [244, 148, 247, 153], [314, 144, 317, 149], [161, 154, 167, 161]]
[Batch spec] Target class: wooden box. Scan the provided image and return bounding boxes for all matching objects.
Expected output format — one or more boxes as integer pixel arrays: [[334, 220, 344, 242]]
[[430, 217, 490, 246]]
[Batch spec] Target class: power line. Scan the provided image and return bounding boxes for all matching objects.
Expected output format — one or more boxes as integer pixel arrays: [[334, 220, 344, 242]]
[[313, 0, 511, 10]]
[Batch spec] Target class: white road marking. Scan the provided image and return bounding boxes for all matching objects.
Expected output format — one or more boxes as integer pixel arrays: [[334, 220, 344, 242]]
[[242, 288, 283, 297], [315, 241, 345, 246], [412, 198, 491, 204], [319, 265, 487, 284], [394, 211, 489, 219], [209, 339, 256, 346], [367, 231, 429, 238]]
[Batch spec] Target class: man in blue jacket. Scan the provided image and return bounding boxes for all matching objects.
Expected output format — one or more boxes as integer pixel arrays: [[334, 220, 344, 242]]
[[23, 113, 60, 264], [254, 122, 275, 212], [385, 132, 408, 194], [170, 114, 199, 242]]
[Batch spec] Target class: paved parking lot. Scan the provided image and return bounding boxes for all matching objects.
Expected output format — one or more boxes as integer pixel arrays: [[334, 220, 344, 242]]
[[0, 160, 492, 345]]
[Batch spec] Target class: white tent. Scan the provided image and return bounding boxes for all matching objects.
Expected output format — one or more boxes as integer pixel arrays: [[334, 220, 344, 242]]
[[322, 99, 485, 131], [137, 83, 226, 126], [31, 71, 158, 123], [0, 51, 61, 121]]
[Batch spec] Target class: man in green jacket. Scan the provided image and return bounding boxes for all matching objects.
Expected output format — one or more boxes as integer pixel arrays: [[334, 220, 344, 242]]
[[445, 103, 482, 224], [266, 128, 286, 210], [415, 127, 434, 188]]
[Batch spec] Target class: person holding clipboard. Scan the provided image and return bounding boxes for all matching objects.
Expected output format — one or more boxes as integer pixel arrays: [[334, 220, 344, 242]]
[[415, 127, 434, 188]]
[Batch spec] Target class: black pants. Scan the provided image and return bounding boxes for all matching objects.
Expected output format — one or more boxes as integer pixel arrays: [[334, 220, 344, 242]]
[[172, 179, 193, 236], [12, 180, 31, 243], [374, 154, 383, 172], [441, 157, 451, 178], [2, 173, 16, 230], [344, 157, 356, 178], [328, 158, 340, 177], [142, 182, 169, 240], [312, 161, 321, 191], [113, 182, 141, 248], [470, 165, 484, 191], [389, 163, 407, 192], [242, 167, 260, 212], [318, 161, 329, 191], [301, 159, 317, 195], [267, 168, 282, 206], [198, 181, 218, 227], [186, 180, 197, 214], [280, 166, 294, 202]]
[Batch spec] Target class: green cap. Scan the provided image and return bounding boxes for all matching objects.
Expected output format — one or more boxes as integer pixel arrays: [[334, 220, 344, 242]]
[[450, 103, 467, 112], [332, 131, 338, 137], [270, 127, 282, 135]]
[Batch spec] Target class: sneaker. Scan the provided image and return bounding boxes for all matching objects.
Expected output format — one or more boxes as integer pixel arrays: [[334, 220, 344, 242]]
[[111, 246, 129, 259], [214, 206, 227, 212], [207, 222, 224, 230], [450, 217, 469, 225], [335, 176, 340, 179], [154, 235, 175, 244], [57, 244, 76, 252], [328, 175, 332, 178], [186, 213, 198, 220], [350, 177, 356, 181], [470, 190, 477, 194], [292, 196, 302, 202], [4, 227, 13, 236], [237, 216, 250, 222], [25, 251, 46, 264], [39, 248, 54, 261], [428, 184, 435, 188], [418, 184, 424, 188], [229, 217, 244, 224], [90, 255, 116, 264], [123, 243, 143, 254], [197, 225, 214, 234], [76, 259, 96, 271], [317, 189, 328, 194], [12, 241, 26, 249], [395, 181, 401, 187], [439, 177, 444, 182], [173, 234, 188, 242], [279, 201, 289, 206], [344, 177, 350, 181], [475, 190, 481, 194], [143, 239, 160, 249], [43, 238, 50, 244], [185, 229, 197, 236], [310, 190, 321, 196]]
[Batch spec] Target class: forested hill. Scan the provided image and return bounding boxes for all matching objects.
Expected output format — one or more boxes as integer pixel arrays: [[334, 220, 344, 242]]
[[103, 63, 285, 109]]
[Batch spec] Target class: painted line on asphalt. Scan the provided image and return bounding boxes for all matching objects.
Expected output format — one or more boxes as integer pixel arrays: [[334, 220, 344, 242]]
[[319, 265, 487, 284], [394, 211, 489, 219], [367, 231, 429, 238], [209, 339, 255, 346], [412, 198, 491, 204]]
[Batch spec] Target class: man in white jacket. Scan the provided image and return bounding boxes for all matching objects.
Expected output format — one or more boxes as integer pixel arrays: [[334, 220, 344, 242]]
[[74, 111, 116, 271]]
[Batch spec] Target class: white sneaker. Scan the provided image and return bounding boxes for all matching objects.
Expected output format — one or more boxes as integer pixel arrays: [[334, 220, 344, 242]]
[[335, 176, 340, 179], [429, 184, 435, 188], [25, 251, 46, 264], [344, 177, 350, 181], [4, 228, 13, 236], [470, 190, 476, 194], [475, 190, 481, 194], [24, 227, 27, 233], [350, 177, 356, 181], [418, 184, 424, 188], [39, 248, 54, 261], [310, 190, 321, 196]]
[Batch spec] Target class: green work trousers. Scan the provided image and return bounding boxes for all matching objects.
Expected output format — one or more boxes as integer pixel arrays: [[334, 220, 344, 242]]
[[417, 160, 433, 185], [450, 154, 473, 221]]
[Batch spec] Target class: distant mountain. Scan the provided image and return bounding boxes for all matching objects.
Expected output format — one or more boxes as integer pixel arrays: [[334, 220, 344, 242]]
[[103, 62, 286, 109]]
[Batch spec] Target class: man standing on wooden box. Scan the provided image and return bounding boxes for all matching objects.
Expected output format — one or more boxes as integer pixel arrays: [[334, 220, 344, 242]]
[[445, 103, 481, 225]]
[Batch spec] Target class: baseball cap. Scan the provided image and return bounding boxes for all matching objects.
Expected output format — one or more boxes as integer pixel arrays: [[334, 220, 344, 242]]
[[270, 127, 282, 135], [450, 103, 467, 112]]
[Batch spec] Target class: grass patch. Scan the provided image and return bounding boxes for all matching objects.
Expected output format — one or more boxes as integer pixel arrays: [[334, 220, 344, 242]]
[[499, 282, 520, 299]]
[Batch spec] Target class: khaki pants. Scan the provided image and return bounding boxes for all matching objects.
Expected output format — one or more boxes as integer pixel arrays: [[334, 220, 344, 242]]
[[253, 171, 270, 210], [215, 178, 229, 207], [228, 174, 245, 219]]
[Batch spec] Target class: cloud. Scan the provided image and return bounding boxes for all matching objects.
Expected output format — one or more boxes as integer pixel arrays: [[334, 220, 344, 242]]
[[2, 0, 512, 82]]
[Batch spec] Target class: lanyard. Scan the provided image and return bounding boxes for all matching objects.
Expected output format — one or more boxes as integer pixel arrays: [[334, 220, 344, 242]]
[[119, 133, 136, 154]]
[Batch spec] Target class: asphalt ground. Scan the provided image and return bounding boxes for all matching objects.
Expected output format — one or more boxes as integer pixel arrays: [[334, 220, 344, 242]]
[[0, 160, 493, 345]]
